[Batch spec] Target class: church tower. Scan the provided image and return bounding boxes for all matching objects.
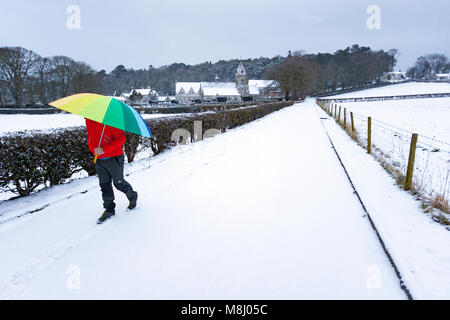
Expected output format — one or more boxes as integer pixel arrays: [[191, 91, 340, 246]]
[[236, 61, 249, 97]]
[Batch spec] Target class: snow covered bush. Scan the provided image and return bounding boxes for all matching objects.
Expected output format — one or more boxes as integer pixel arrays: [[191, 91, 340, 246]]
[[0, 133, 45, 196], [0, 128, 94, 197]]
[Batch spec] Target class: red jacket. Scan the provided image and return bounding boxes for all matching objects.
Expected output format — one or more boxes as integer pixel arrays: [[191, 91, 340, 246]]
[[86, 119, 125, 159]]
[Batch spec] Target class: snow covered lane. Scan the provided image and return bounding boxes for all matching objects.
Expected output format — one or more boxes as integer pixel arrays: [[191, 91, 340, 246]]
[[0, 102, 406, 299]]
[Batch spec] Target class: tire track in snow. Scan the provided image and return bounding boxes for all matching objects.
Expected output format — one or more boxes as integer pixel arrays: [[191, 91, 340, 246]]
[[314, 104, 414, 300]]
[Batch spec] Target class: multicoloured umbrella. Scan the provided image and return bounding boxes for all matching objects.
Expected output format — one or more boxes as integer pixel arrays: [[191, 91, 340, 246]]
[[49, 93, 152, 162]]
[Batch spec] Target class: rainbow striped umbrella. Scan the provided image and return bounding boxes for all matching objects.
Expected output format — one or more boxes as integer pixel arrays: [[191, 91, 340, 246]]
[[49, 93, 152, 138], [49, 93, 152, 162]]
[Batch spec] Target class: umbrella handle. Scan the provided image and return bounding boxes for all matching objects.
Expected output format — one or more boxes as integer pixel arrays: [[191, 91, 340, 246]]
[[93, 124, 105, 164]]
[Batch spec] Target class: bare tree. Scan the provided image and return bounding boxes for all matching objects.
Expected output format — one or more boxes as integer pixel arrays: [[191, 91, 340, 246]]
[[34, 57, 51, 104], [388, 49, 400, 71], [266, 53, 317, 100], [0, 47, 40, 106], [71, 61, 103, 94], [50, 55, 75, 97]]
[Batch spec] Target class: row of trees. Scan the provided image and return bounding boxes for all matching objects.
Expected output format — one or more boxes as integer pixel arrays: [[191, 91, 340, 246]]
[[0, 49, 283, 105], [5, 45, 446, 105], [0, 47, 103, 106], [266, 45, 398, 100], [101, 45, 398, 101]]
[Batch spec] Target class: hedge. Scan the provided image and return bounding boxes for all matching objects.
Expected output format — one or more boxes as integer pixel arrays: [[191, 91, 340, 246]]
[[135, 101, 258, 114], [0, 101, 292, 198]]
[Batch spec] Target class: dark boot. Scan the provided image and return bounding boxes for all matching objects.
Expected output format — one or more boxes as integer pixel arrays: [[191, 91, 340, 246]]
[[97, 210, 115, 224], [127, 192, 138, 210]]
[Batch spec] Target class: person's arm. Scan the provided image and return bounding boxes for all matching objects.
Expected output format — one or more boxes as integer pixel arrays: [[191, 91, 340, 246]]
[[101, 129, 126, 154], [85, 119, 96, 155]]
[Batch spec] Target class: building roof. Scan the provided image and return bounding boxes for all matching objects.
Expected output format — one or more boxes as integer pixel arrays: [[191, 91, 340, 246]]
[[157, 96, 175, 102], [131, 88, 157, 96], [108, 96, 127, 102], [176, 82, 201, 94], [249, 85, 259, 95], [249, 80, 277, 89], [385, 71, 406, 75], [201, 82, 240, 96]]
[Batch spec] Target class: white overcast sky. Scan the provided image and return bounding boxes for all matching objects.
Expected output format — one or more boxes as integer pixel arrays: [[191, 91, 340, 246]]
[[0, 0, 449, 72]]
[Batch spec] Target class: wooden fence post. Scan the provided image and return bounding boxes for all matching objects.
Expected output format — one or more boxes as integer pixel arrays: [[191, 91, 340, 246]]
[[344, 108, 346, 128], [405, 133, 418, 190], [351, 112, 355, 132], [338, 106, 341, 122], [367, 117, 371, 154]]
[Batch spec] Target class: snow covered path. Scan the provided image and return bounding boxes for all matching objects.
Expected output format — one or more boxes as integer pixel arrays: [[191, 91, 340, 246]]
[[0, 102, 411, 299]]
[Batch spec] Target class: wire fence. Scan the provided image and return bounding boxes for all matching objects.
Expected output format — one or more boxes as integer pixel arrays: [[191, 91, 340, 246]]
[[317, 100, 450, 215]]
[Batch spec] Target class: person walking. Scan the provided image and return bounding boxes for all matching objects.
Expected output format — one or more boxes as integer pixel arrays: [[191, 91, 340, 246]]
[[86, 118, 138, 224]]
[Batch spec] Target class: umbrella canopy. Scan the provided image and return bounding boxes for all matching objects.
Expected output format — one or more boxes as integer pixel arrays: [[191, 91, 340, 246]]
[[49, 93, 152, 138]]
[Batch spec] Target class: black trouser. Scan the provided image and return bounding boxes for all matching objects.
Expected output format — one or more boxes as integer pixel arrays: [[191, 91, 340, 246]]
[[95, 155, 137, 213]]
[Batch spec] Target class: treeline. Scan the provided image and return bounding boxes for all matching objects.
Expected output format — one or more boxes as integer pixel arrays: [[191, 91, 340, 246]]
[[310, 46, 398, 91], [0, 45, 399, 106], [102, 45, 398, 100], [407, 54, 450, 80], [0, 47, 103, 106]]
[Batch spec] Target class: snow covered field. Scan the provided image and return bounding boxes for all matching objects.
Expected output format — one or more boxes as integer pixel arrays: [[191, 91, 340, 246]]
[[338, 98, 450, 142], [326, 92, 450, 199], [0, 100, 449, 299], [0, 113, 173, 135], [326, 82, 450, 99]]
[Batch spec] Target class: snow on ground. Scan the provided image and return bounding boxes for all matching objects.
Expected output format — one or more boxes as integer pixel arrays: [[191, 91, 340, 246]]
[[326, 82, 450, 99], [316, 102, 450, 299], [0, 102, 412, 299], [334, 98, 450, 199], [0, 113, 173, 135], [338, 98, 450, 142]]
